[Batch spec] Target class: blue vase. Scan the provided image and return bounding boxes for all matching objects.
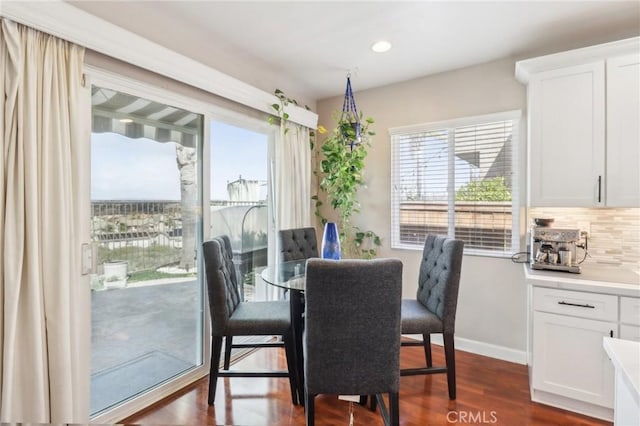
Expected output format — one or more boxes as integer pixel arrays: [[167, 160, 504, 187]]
[[321, 222, 341, 260]]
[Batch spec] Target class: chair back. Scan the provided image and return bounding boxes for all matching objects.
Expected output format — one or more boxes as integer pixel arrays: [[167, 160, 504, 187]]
[[304, 258, 403, 396], [416, 235, 464, 334], [278, 227, 318, 261], [203, 235, 242, 336]]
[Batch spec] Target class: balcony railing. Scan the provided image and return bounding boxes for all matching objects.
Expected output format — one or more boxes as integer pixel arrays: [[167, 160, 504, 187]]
[[91, 200, 267, 283]]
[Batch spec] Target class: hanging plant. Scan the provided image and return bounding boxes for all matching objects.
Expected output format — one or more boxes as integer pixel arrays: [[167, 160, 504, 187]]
[[313, 76, 382, 259]]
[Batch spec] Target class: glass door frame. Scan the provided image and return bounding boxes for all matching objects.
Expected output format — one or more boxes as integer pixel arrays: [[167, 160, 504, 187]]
[[88, 66, 211, 424]]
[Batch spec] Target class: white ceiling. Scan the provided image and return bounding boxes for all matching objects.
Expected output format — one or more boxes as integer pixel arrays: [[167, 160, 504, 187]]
[[69, 1, 639, 102]]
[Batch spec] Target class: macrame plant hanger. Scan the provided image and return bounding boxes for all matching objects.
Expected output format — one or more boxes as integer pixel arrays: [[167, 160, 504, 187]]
[[341, 73, 361, 151]]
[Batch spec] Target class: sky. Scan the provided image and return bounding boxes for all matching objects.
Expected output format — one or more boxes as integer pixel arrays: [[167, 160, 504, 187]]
[[91, 120, 268, 201], [91, 133, 180, 200], [210, 121, 268, 200]]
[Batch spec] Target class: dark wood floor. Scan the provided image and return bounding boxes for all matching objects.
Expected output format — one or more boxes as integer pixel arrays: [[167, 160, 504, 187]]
[[123, 344, 612, 425]]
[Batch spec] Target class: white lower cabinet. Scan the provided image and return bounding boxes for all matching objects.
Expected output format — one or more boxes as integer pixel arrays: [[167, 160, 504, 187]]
[[532, 311, 615, 408], [620, 297, 640, 326], [620, 324, 640, 341], [620, 297, 640, 342], [529, 285, 624, 420]]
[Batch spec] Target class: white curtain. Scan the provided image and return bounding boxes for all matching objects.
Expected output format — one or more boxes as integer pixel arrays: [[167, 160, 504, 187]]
[[267, 123, 312, 300], [0, 19, 90, 423], [275, 123, 312, 230]]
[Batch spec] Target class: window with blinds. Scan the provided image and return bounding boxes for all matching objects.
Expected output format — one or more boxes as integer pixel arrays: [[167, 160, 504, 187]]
[[390, 111, 520, 256]]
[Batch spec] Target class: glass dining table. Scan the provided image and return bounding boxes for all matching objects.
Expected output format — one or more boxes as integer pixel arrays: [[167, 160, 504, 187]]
[[260, 260, 308, 405]]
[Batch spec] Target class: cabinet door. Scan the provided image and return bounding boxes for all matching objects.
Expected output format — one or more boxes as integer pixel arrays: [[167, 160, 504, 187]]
[[529, 62, 605, 206], [620, 324, 640, 342], [532, 311, 614, 408], [606, 54, 640, 206], [620, 296, 640, 326]]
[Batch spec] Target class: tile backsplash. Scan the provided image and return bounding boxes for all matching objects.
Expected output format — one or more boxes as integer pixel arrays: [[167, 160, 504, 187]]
[[528, 208, 640, 271]]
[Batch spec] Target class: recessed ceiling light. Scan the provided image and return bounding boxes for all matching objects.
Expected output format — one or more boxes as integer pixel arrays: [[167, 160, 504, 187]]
[[371, 40, 392, 53]]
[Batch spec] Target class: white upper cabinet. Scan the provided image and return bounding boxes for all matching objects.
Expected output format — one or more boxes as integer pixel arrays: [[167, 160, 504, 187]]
[[517, 37, 640, 207], [606, 54, 640, 206], [528, 62, 605, 206]]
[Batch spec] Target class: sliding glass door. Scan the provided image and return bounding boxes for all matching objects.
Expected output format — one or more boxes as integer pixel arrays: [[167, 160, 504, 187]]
[[89, 85, 204, 417], [86, 69, 279, 421], [209, 119, 272, 302]]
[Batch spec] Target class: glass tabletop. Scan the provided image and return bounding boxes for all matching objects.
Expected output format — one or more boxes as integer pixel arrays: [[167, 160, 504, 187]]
[[260, 260, 307, 291]]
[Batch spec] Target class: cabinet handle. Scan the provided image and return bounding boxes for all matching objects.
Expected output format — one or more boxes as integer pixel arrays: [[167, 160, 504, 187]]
[[610, 330, 614, 338], [558, 301, 595, 309], [597, 175, 602, 203]]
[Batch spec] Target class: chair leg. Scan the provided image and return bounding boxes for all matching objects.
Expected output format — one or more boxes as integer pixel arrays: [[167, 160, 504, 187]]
[[388, 392, 399, 426], [283, 329, 299, 405], [208, 336, 223, 405], [370, 394, 377, 411], [422, 333, 432, 367], [223, 336, 233, 370], [443, 332, 456, 400], [305, 391, 315, 426]]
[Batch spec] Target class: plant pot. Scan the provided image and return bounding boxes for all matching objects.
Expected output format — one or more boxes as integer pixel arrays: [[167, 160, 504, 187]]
[[104, 260, 128, 288]]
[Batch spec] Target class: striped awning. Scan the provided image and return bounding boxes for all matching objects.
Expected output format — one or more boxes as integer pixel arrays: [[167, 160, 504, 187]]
[[91, 87, 200, 147]]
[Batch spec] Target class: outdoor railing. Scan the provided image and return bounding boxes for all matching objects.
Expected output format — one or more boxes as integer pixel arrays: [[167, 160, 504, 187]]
[[91, 200, 267, 282]]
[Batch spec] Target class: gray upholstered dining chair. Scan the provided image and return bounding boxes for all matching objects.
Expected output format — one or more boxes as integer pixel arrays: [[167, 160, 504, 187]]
[[278, 227, 319, 261], [304, 258, 403, 426], [220, 226, 318, 369], [202, 235, 298, 405], [401, 234, 464, 400]]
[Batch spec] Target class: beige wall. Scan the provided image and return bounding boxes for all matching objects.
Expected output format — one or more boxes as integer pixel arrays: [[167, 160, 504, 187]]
[[316, 57, 529, 357]]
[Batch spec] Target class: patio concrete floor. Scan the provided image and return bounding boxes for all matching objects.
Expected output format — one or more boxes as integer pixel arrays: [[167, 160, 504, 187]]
[[91, 278, 201, 414]]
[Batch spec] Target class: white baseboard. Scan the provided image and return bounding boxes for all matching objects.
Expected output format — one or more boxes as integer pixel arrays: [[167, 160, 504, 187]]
[[405, 334, 527, 365], [531, 389, 613, 422]]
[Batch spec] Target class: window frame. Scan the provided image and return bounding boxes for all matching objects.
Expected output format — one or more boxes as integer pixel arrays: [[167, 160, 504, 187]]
[[390, 110, 522, 257]]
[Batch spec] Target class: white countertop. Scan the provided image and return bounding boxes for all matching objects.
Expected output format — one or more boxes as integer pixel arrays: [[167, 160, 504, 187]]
[[603, 337, 640, 407], [524, 263, 640, 297]]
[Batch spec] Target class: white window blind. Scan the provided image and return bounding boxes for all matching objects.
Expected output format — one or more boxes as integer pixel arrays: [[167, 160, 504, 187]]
[[390, 111, 520, 256]]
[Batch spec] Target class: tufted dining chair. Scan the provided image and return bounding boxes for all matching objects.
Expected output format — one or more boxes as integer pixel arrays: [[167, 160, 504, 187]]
[[219, 227, 319, 370], [278, 227, 319, 262], [401, 234, 464, 400], [202, 235, 298, 405], [304, 258, 403, 426]]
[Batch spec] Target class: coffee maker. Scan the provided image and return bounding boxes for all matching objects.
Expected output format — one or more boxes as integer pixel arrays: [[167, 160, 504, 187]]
[[530, 226, 583, 273]]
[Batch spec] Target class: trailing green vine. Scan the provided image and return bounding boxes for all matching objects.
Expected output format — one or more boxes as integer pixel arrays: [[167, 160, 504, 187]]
[[268, 88, 319, 148]]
